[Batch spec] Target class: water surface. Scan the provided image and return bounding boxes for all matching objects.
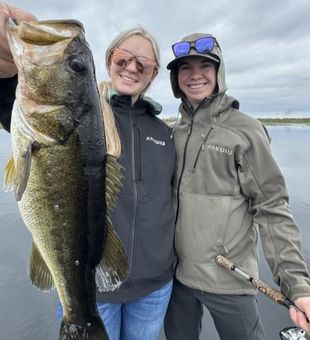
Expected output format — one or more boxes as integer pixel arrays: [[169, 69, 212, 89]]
[[0, 126, 310, 339]]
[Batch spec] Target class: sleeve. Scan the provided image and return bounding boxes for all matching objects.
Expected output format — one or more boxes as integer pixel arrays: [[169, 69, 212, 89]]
[[237, 123, 310, 301], [0, 74, 17, 132]]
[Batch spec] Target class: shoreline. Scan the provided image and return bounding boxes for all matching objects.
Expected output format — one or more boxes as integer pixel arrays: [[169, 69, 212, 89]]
[[163, 117, 310, 126], [257, 118, 310, 125], [2, 119, 310, 131]]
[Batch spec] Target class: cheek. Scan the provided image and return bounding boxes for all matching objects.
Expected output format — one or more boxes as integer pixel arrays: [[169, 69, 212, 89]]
[[209, 70, 217, 84], [109, 65, 123, 90], [109, 64, 118, 80], [178, 72, 187, 87]]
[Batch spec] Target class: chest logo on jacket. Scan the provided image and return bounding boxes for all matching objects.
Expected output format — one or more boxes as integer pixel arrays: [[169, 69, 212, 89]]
[[207, 144, 233, 156], [146, 136, 166, 146]]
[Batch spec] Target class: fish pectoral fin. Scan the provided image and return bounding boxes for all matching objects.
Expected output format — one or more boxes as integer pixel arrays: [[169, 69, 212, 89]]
[[13, 144, 32, 201], [3, 145, 32, 200], [29, 242, 55, 291], [3, 155, 15, 193], [105, 154, 123, 213], [95, 218, 128, 292]]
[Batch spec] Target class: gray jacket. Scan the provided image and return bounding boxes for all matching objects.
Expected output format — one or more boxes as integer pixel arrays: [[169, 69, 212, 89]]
[[171, 35, 310, 302], [173, 93, 310, 301]]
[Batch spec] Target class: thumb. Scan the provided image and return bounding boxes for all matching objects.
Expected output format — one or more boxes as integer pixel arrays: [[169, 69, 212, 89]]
[[0, 3, 37, 77]]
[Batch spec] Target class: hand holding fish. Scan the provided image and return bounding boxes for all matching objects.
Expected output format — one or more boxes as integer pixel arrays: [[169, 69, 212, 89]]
[[0, 3, 36, 77], [290, 297, 310, 335]]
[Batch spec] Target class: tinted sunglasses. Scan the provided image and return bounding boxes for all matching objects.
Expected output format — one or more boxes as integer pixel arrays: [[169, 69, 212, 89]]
[[111, 48, 157, 75], [172, 37, 216, 58]]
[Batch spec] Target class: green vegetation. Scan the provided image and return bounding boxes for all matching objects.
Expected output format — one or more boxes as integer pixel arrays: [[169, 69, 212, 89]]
[[258, 118, 310, 125], [163, 117, 310, 126]]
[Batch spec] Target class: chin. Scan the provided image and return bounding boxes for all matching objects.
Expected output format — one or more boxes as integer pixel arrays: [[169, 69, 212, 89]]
[[115, 84, 136, 96]]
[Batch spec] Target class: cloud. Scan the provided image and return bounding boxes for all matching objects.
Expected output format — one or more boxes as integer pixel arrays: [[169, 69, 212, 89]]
[[9, 0, 310, 117]]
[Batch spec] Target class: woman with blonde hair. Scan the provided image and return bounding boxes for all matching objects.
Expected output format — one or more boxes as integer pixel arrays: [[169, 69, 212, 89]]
[[94, 26, 176, 340], [0, 5, 176, 340]]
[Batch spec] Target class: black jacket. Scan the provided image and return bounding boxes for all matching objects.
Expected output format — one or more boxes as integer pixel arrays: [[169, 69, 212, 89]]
[[0, 75, 17, 132], [97, 93, 176, 303], [0, 79, 176, 303]]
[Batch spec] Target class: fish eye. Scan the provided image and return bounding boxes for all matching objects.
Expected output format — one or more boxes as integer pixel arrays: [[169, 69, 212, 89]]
[[68, 56, 87, 73]]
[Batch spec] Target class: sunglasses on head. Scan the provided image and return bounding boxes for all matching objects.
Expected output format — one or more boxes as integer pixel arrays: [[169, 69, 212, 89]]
[[172, 37, 217, 58], [111, 48, 157, 75]]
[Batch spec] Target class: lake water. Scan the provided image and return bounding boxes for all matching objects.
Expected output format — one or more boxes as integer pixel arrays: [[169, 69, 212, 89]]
[[0, 125, 310, 340]]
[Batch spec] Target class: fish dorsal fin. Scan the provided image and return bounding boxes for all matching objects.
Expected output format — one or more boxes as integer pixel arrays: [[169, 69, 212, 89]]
[[95, 217, 128, 292], [105, 154, 123, 213], [95, 154, 128, 291], [29, 241, 55, 291]]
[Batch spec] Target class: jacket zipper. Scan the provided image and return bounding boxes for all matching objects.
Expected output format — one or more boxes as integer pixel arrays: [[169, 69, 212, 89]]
[[175, 117, 193, 226], [125, 109, 139, 301], [192, 127, 214, 171]]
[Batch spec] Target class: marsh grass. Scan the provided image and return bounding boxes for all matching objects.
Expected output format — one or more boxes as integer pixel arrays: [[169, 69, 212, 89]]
[[163, 117, 310, 126]]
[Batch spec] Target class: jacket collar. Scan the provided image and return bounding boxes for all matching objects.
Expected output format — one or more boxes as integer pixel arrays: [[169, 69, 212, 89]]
[[107, 89, 162, 116], [179, 93, 240, 124]]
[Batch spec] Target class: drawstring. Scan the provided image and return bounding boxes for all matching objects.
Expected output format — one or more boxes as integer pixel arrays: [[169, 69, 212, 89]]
[[170, 108, 181, 139]]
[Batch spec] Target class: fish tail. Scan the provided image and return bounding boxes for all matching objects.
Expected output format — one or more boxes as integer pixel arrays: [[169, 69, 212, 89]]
[[59, 315, 109, 340]]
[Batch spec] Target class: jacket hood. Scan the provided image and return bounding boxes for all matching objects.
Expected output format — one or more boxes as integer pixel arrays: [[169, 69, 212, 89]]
[[167, 33, 227, 99], [107, 88, 162, 116]]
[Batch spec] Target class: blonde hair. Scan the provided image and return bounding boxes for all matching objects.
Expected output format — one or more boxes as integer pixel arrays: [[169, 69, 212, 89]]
[[99, 27, 160, 159], [99, 81, 121, 157]]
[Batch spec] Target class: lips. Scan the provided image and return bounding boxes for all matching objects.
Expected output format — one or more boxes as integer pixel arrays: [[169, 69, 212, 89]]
[[189, 83, 205, 89], [187, 82, 207, 90], [120, 74, 138, 84]]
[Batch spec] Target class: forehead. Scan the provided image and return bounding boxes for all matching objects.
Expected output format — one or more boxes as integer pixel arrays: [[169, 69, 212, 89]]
[[178, 56, 216, 67], [118, 35, 154, 59]]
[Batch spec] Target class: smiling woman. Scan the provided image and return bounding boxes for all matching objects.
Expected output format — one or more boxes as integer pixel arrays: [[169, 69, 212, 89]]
[[164, 32, 310, 340], [107, 35, 158, 104], [91, 30, 176, 340], [177, 57, 218, 109]]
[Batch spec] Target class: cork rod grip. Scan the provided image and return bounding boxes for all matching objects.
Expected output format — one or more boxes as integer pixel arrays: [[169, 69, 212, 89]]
[[215, 255, 294, 309], [215, 255, 234, 270]]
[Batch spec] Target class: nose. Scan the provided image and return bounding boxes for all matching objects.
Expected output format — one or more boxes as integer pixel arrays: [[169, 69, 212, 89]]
[[125, 58, 138, 73], [190, 66, 202, 79]]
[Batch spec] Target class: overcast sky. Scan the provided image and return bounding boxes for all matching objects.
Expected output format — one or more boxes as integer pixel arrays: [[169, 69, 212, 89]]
[[7, 0, 310, 118]]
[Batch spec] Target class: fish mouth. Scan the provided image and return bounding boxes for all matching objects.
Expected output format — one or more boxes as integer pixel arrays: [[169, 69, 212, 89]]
[[8, 19, 84, 45], [7, 19, 86, 69]]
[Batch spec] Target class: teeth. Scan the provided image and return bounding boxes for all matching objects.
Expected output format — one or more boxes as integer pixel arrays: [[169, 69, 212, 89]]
[[121, 75, 136, 83], [189, 84, 204, 89]]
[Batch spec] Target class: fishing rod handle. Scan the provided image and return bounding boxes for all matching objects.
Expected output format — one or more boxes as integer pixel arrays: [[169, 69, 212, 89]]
[[251, 277, 292, 307], [215, 255, 293, 308], [215, 255, 234, 270]]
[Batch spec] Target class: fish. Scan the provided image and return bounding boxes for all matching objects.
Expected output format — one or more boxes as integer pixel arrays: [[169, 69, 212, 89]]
[[3, 19, 128, 340]]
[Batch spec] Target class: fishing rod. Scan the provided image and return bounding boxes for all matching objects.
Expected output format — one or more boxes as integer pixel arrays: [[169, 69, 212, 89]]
[[216, 255, 298, 308], [215, 255, 308, 340]]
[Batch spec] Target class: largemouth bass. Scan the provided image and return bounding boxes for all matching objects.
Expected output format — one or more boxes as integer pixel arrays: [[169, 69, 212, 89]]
[[3, 19, 128, 340]]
